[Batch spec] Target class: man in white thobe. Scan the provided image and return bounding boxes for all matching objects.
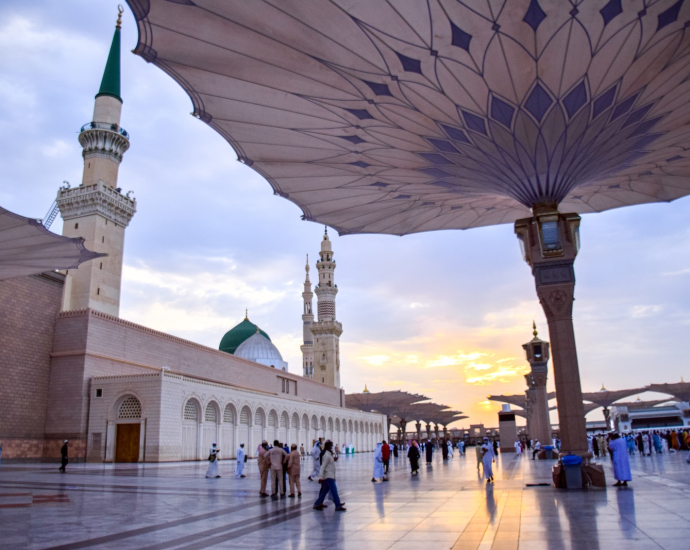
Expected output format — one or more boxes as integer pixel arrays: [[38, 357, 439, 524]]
[[447, 440, 454, 458], [235, 443, 246, 477], [205, 443, 220, 478], [372, 442, 386, 482], [308, 441, 321, 481], [481, 437, 495, 483], [642, 432, 651, 456], [608, 433, 632, 487], [514, 440, 522, 454], [458, 440, 465, 455]]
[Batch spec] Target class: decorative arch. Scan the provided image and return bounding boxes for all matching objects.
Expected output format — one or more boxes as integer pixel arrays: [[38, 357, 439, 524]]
[[240, 406, 252, 426], [348, 419, 353, 432], [320, 416, 326, 431], [223, 403, 237, 424], [311, 414, 318, 429], [204, 401, 220, 423], [268, 410, 278, 427], [302, 414, 309, 430], [254, 408, 266, 427], [183, 397, 201, 421], [335, 418, 340, 431], [118, 395, 142, 419], [280, 411, 289, 428], [291, 413, 300, 429]]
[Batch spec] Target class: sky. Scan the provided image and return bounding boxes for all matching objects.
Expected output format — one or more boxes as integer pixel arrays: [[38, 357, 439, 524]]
[[2, 1, 689, 429]]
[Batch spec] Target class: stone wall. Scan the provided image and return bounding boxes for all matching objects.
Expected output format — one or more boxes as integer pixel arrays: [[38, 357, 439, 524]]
[[0, 273, 65, 460], [87, 371, 386, 462], [45, 309, 352, 460]]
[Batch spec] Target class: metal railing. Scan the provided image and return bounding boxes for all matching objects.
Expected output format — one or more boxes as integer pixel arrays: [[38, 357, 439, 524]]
[[80, 121, 129, 139]]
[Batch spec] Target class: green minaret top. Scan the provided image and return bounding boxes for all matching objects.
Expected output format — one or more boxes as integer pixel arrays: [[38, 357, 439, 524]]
[[96, 7, 123, 102]]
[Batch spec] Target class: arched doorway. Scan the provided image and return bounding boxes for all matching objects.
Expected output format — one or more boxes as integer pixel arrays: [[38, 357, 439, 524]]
[[115, 396, 142, 463], [238, 406, 251, 454], [221, 404, 236, 458], [202, 402, 219, 455], [182, 399, 200, 460]]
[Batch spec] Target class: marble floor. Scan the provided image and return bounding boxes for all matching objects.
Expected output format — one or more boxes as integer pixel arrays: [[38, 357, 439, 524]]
[[1, 449, 689, 550]]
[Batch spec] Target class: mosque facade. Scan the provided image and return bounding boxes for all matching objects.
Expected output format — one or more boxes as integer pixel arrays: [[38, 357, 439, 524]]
[[0, 17, 384, 462]]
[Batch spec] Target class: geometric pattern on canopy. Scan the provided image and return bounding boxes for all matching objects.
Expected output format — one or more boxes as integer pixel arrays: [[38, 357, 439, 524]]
[[0, 206, 105, 281], [128, 0, 690, 234]]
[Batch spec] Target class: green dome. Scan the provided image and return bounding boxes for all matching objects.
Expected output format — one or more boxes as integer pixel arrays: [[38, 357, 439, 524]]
[[219, 318, 271, 355]]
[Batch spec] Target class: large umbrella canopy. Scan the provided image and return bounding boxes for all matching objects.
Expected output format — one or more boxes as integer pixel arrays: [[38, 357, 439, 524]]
[[0, 206, 104, 280], [581, 387, 646, 408], [128, 0, 690, 235], [345, 390, 428, 416], [646, 382, 690, 403]]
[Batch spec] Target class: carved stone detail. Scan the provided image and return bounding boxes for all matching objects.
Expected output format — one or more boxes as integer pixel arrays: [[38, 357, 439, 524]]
[[57, 181, 137, 226], [79, 127, 130, 162], [537, 285, 574, 320]]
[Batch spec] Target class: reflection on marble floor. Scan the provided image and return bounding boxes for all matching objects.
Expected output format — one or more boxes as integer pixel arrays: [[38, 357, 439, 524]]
[[1, 450, 689, 549]]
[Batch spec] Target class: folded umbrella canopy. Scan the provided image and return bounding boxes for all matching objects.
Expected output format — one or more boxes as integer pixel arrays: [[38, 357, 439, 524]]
[[126, 0, 690, 234], [0, 206, 105, 280]]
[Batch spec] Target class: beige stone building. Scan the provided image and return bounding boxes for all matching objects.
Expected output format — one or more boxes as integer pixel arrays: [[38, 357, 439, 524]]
[[0, 17, 384, 463]]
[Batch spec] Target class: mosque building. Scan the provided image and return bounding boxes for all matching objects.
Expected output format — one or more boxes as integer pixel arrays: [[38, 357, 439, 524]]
[[0, 16, 384, 463]]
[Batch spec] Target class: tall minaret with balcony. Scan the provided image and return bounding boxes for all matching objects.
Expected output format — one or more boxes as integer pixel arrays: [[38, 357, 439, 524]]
[[301, 255, 315, 379], [57, 8, 136, 316], [311, 228, 343, 387]]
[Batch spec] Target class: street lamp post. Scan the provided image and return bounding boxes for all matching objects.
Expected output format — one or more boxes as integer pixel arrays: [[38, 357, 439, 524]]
[[514, 207, 588, 456]]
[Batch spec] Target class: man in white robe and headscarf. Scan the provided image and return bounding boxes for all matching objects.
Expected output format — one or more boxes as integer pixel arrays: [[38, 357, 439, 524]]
[[372, 442, 386, 482], [447, 440, 453, 458], [642, 432, 651, 456], [608, 433, 632, 487], [308, 441, 321, 481], [205, 443, 220, 478], [481, 438, 495, 483], [514, 440, 522, 454], [235, 443, 246, 478]]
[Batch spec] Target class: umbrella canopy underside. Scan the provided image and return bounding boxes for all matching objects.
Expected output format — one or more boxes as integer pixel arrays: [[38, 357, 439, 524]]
[[128, 0, 690, 235], [0, 206, 104, 281]]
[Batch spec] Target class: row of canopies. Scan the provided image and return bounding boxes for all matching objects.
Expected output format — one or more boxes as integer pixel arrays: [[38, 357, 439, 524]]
[[489, 381, 690, 419], [345, 389, 466, 435]]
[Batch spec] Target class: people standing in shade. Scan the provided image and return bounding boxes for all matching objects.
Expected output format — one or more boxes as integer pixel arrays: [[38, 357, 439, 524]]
[[313, 441, 346, 511], [643, 432, 651, 456], [492, 439, 499, 458], [608, 433, 632, 487], [481, 437, 495, 483], [58, 440, 69, 473], [235, 443, 246, 477], [372, 442, 386, 482], [268, 439, 288, 499], [441, 439, 448, 461], [592, 436, 599, 457], [205, 442, 221, 478], [407, 440, 421, 475], [532, 440, 541, 460], [425, 438, 433, 465], [392, 443, 398, 458], [287, 443, 302, 498], [308, 441, 321, 481], [258, 441, 270, 497]]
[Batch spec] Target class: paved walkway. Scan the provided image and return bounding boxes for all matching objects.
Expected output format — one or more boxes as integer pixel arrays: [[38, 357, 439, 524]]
[[1, 450, 689, 549]]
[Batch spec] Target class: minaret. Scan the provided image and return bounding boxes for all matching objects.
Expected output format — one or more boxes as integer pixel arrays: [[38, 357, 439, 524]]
[[57, 8, 136, 317], [311, 228, 343, 387], [300, 255, 315, 378], [523, 322, 552, 446]]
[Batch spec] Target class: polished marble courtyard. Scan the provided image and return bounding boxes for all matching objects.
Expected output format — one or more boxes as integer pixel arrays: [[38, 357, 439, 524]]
[[1, 450, 689, 550]]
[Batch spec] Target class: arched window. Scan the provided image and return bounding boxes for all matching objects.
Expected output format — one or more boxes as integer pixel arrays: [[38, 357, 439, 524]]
[[302, 415, 309, 429], [268, 411, 278, 427], [184, 400, 198, 421], [223, 405, 234, 423], [281, 412, 289, 428], [118, 396, 141, 419], [240, 407, 251, 425], [291, 413, 300, 429], [205, 403, 217, 422], [255, 409, 265, 427]]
